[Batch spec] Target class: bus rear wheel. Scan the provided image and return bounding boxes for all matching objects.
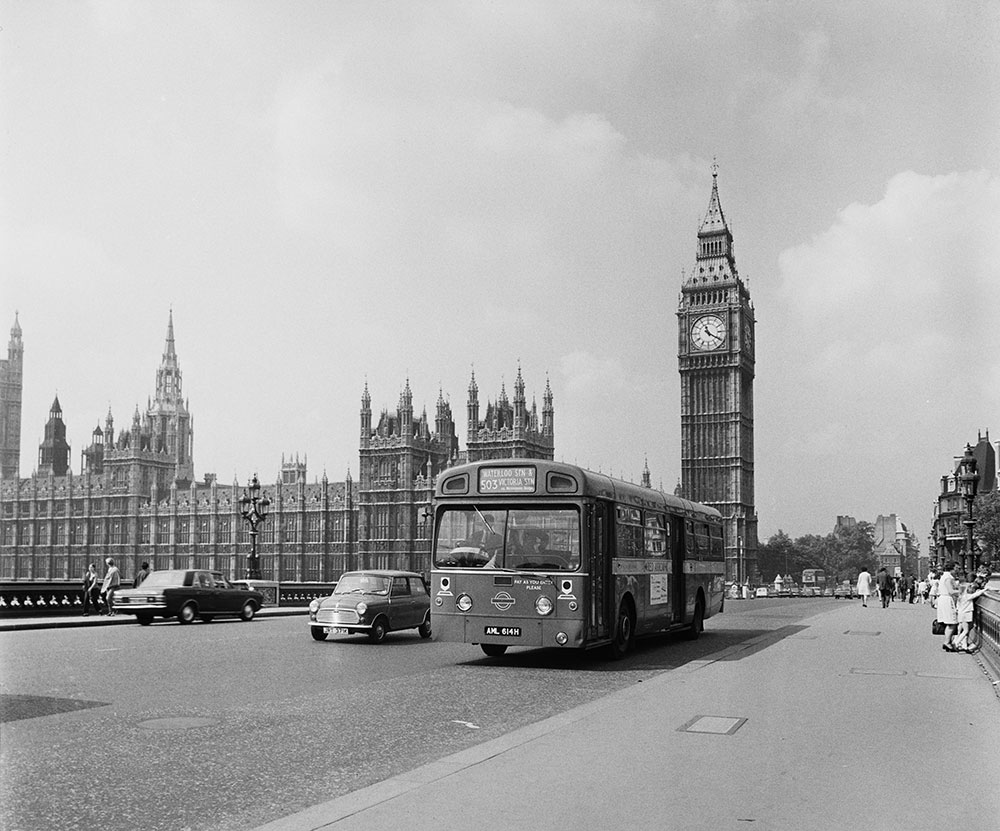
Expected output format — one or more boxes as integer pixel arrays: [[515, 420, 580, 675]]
[[610, 599, 635, 659], [481, 644, 508, 657], [684, 596, 705, 640]]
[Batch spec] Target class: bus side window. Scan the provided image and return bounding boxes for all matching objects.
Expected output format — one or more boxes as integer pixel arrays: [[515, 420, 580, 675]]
[[644, 513, 667, 557], [685, 520, 696, 559]]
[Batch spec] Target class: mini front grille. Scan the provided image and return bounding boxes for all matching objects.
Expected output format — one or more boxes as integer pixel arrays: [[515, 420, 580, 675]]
[[317, 609, 360, 625]]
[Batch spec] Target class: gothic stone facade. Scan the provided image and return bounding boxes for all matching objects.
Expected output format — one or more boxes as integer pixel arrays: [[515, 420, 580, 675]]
[[677, 170, 759, 584], [0, 315, 554, 583]]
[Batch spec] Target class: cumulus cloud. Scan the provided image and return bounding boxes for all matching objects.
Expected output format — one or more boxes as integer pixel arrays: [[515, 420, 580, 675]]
[[778, 169, 999, 375]]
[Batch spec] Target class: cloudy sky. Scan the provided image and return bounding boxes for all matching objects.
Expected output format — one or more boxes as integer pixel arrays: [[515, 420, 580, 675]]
[[2, 1, 997, 550]]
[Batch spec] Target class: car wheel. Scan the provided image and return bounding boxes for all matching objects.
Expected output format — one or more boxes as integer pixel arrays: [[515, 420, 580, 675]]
[[178, 603, 197, 625], [481, 644, 508, 657], [240, 602, 256, 622], [368, 617, 389, 643], [311, 627, 328, 641], [137, 614, 153, 626], [418, 616, 432, 639]]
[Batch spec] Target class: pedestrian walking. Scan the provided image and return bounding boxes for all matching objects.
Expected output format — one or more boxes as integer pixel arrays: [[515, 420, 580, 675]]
[[907, 575, 917, 603], [917, 578, 928, 603], [133, 560, 151, 588], [876, 567, 893, 608], [101, 557, 121, 616], [856, 567, 873, 607], [952, 577, 987, 653], [937, 562, 961, 651], [929, 570, 941, 608], [81, 563, 100, 616]]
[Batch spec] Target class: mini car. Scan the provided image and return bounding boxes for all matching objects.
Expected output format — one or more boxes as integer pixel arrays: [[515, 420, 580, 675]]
[[833, 582, 856, 599], [754, 587, 768, 598], [113, 569, 264, 625], [309, 570, 431, 643]]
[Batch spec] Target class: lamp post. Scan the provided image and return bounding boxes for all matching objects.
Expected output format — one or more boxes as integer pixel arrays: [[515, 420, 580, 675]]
[[957, 444, 979, 575], [239, 473, 271, 581]]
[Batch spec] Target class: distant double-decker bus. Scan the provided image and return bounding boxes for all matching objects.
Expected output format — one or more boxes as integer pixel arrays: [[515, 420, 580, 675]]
[[430, 459, 725, 658], [801, 568, 827, 590]]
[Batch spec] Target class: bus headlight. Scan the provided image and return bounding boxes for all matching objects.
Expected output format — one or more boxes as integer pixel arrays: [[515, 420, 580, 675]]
[[456, 594, 473, 612], [535, 596, 554, 615]]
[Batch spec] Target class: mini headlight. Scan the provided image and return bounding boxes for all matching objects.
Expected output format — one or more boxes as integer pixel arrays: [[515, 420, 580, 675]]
[[356, 601, 368, 615], [308, 599, 319, 614], [535, 596, 554, 615], [456, 594, 473, 612]]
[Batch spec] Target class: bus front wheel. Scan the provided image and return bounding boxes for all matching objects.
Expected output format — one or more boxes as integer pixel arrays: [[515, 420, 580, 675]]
[[610, 599, 635, 659]]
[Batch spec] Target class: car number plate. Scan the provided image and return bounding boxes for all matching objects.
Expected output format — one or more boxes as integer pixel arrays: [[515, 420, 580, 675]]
[[484, 626, 521, 637], [324, 627, 350, 635]]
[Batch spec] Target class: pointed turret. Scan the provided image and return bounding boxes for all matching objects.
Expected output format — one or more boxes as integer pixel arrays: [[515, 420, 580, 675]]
[[467, 368, 479, 442], [687, 161, 739, 286]]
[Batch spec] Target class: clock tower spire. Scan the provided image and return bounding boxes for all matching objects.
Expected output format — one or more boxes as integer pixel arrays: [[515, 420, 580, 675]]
[[677, 165, 757, 586]]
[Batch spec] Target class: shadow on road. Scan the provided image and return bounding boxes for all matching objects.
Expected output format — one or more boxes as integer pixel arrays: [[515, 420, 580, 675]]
[[458, 623, 811, 673]]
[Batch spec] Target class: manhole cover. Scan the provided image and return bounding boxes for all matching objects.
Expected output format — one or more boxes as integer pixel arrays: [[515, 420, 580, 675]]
[[678, 715, 747, 735], [138, 717, 219, 730]]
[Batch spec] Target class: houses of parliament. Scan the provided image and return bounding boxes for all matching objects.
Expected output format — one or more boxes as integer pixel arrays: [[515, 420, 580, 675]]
[[0, 312, 555, 584], [1, 171, 757, 585]]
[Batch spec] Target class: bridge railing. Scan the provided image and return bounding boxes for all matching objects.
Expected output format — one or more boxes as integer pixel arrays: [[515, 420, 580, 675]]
[[0, 581, 336, 616], [974, 587, 1000, 679]]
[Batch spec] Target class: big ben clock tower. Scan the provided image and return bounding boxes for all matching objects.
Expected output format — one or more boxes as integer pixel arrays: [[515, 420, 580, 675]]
[[677, 165, 758, 585]]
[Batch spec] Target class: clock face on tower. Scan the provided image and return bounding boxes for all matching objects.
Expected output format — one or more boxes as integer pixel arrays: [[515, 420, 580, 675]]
[[691, 314, 726, 350]]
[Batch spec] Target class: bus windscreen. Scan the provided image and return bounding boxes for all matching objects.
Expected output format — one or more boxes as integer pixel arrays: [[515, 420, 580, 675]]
[[434, 507, 580, 571]]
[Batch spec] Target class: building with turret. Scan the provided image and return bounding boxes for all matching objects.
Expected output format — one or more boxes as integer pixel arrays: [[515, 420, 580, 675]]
[[677, 167, 758, 584], [0, 313, 555, 582], [465, 367, 554, 462], [0, 314, 23, 480]]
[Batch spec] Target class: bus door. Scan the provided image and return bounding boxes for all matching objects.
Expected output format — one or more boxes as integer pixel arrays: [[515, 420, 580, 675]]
[[671, 515, 686, 624], [587, 500, 611, 641]]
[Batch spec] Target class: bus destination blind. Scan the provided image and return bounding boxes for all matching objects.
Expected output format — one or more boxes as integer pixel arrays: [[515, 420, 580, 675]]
[[479, 467, 536, 493]]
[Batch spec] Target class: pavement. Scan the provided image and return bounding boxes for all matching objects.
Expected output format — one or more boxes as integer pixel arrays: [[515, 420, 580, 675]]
[[250, 599, 1000, 831], [4, 600, 998, 831], [0, 604, 307, 631]]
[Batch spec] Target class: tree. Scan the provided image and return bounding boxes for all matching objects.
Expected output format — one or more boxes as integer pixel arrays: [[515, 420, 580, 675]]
[[831, 521, 876, 581], [974, 490, 1000, 567], [758, 530, 795, 583]]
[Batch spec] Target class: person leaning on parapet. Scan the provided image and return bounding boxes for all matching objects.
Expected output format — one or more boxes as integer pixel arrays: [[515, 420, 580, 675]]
[[952, 576, 987, 653], [81, 562, 100, 616], [937, 561, 961, 652], [101, 557, 121, 616], [133, 561, 151, 588], [876, 567, 893, 608], [856, 566, 873, 608]]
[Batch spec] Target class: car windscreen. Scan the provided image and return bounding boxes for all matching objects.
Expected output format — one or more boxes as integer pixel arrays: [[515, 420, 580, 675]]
[[135, 570, 188, 588], [434, 507, 580, 571], [333, 573, 390, 595]]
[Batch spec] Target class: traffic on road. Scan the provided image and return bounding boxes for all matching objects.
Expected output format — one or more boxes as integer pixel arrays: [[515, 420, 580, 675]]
[[0, 596, 838, 831]]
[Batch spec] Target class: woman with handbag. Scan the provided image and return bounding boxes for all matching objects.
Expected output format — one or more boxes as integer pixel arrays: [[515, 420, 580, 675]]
[[936, 562, 961, 651]]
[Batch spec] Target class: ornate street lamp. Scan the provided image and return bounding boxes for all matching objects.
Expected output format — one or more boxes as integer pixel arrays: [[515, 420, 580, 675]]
[[957, 444, 979, 575], [239, 473, 271, 580]]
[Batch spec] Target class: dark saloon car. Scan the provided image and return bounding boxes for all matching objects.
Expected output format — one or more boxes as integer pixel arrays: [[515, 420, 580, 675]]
[[309, 570, 431, 643], [113, 569, 264, 625]]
